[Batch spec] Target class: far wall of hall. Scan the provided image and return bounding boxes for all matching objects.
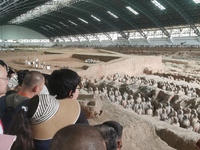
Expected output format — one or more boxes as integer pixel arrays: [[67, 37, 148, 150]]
[[0, 25, 52, 47], [59, 36, 200, 47], [1, 25, 200, 47]]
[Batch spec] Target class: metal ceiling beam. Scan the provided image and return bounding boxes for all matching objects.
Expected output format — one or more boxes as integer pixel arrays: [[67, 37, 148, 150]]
[[40, 11, 97, 37], [22, 13, 95, 43], [20, 10, 87, 39], [55, 7, 101, 41], [123, 0, 171, 38], [70, 35, 80, 42], [103, 32, 112, 41], [163, 0, 200, 36], [19, 24, 55, 42], [20, 20, 61, 38], [81, 34, 89, 41], [84, 1, 128, 39], [68, 4, 133, 40], [33, 14, 79, 36], [0, 0, 6, 7], [91, 33, 100, 41], [86, 0, 147, 39], [65, 5, 117, 41], [21, 18, 88, 43], [0, 0, 48, 23]]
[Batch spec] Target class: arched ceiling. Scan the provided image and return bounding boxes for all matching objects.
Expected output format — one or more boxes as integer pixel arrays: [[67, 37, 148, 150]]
[[1, 0, 200, 39], [0, 0, 49, 23]]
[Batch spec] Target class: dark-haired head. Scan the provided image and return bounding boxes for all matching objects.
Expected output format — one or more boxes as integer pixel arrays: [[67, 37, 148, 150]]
[[94, 121, 123, 150], [0, 59, 9, 72], [17, 70, 29, 86], [7, 67, 16, 78], [102, 121, 123, 139], [48, 69, 80, 99]]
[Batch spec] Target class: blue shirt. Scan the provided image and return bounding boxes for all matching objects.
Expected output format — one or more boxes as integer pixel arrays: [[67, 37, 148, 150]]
[[34, 139, 51, 150]]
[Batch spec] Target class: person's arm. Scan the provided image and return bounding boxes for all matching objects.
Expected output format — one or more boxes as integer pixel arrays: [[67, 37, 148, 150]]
[[0, 119, 4, 134], [0, 96, 7, 118]]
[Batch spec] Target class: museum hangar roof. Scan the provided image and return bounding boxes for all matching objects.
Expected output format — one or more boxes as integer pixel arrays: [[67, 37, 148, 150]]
[[0, 0, 200, 39]]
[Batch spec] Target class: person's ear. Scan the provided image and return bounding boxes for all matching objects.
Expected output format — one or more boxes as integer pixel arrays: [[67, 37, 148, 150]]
[[32, 86, 38, 92], [117, 140, 122, 149], [69, 90, 73, 98]]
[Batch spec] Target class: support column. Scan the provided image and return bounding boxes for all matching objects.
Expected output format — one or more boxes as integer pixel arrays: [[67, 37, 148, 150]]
[[168, 37, 173, 44], [196, 36, 200, 43], [146, 38, 150, 44]]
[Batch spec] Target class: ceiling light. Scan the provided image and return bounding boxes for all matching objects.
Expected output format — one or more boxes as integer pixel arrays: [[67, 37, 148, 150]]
[[78, 18, 88, 24], [59, 22, 68, 27], [193, 0, 200, 4], [69, 20, 77, 26], [91, 15, 101, 22], [126, 6, 139, 15], [46, 25, 54, 29], [53, 24, 61, 28], [107, 11, 118, 19], [151, 0, 165, 10], [41, 26, 48, 30]]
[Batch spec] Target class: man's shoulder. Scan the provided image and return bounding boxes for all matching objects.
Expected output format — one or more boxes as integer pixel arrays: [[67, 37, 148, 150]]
[[0, 96, 8, 118], [0, 95, 6, 101], [6, 93, 17, 105], [0, 96, 6, 107], [6, 93, 29, 109], [6, 93, 28, 101], [6, 93, 17, 99]]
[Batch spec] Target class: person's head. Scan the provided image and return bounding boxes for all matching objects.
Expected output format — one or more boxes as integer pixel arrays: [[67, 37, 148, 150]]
[[50, 124, 106, 150], [0, 60, 9, 97], [8, 67, 16, 79], [8, 94, 80, 150], [48, 69, 80, 100], [0, 59, 9, 72], [17, 70, 29, 86], [94, 121, 123, 150], [20, 71, 45, 97]]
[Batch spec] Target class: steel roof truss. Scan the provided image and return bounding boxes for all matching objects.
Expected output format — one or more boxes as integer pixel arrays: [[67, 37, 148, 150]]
[[123, 0, 170, 38], [163, 0, 200, 36]]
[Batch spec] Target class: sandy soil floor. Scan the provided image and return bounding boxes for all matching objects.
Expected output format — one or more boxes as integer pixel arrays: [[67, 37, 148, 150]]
[[89, 99, 176, 150]]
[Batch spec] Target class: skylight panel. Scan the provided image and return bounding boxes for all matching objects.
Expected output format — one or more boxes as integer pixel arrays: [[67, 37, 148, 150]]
[[59, 22, 68, 27], [10, 0, 73, 24], [107, 11, 118, 19], [78, 18, 88, 24], [53, 24, 61, 28], [69, 20, 77, 26], [193, 0, 200, 4], [41, 26, 48, 30], [91, 15, 101, 22], [126, 6, 139, 15], [151, 0, 166, 10], [46, 25, 54, 29]]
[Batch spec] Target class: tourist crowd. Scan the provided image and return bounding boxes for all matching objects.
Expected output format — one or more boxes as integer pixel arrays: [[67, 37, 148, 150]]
[[0, 59, 123, 150]]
